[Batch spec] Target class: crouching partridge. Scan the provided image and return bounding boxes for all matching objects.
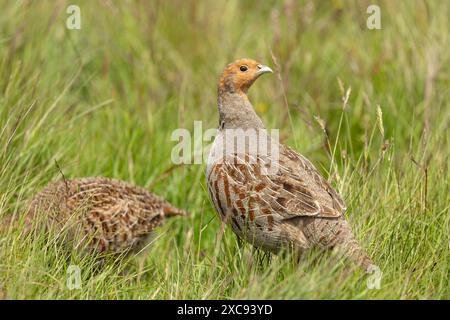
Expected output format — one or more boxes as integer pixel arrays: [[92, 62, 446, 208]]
[[21, 177, 186, 255], [206, 58, 374, 271]]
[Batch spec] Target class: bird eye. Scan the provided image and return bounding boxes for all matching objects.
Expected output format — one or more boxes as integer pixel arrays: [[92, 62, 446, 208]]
[[239, 65, 248, 72]]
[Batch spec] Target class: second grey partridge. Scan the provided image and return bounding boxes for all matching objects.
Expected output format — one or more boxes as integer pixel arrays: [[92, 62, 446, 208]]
[[21, 177, 187, 256], [206, 58, 374, 271]]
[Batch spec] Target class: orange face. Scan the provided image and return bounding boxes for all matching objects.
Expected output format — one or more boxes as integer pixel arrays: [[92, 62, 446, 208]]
[[219, 58, 273, 94]]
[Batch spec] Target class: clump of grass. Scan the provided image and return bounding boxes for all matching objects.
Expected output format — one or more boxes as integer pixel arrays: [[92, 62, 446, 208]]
[[0, 0, 449, 299]]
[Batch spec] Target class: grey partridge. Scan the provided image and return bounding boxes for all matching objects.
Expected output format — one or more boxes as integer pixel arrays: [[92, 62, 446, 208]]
[[206, 58, 374, 271], [21, 177, 186, 255]]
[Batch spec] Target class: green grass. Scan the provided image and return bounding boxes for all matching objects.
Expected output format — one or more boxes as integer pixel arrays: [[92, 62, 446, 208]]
[[0, 0, 449, 299]]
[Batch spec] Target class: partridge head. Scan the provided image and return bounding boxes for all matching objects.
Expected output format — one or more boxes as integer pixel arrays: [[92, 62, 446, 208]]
[[14, 177, 187, 257]]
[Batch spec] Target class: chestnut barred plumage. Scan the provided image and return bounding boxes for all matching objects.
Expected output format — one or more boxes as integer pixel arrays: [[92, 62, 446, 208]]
[[207, 59, 374, 271]]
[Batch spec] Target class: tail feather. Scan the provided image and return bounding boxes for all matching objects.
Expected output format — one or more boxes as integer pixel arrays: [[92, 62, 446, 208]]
[[163, 205, 189, 217], [0, 215, 14, 233]]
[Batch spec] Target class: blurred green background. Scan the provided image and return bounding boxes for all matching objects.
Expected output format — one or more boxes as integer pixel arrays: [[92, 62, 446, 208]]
[[0, 0, 448, 299]]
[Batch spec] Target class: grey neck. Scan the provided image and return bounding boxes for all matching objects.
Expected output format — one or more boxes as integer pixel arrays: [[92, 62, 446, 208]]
[[217, 92, 265, 130]]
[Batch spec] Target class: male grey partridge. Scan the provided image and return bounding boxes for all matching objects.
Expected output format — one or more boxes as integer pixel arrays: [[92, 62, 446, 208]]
[[21, 177, 186, 255], [206, 58, 374, 271]]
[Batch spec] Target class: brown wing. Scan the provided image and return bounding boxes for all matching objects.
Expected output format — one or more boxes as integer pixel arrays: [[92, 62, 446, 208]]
[[27, 177, 176, 253], [209, 146, 345, 220]]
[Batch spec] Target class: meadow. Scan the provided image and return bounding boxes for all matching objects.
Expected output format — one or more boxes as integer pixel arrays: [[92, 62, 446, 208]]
[[0, 0, 448, 299]]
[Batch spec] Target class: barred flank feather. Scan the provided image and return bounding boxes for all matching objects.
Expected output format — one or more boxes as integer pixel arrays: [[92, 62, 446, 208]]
[[207, 59, 373, 270], [13, 177, 187, 256]]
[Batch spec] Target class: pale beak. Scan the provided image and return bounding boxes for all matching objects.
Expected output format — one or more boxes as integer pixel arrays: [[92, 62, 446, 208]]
[[256, 64, 273, 76]]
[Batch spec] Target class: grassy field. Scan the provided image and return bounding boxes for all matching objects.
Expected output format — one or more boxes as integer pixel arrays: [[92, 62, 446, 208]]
[[0, 0, 448, 299]]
